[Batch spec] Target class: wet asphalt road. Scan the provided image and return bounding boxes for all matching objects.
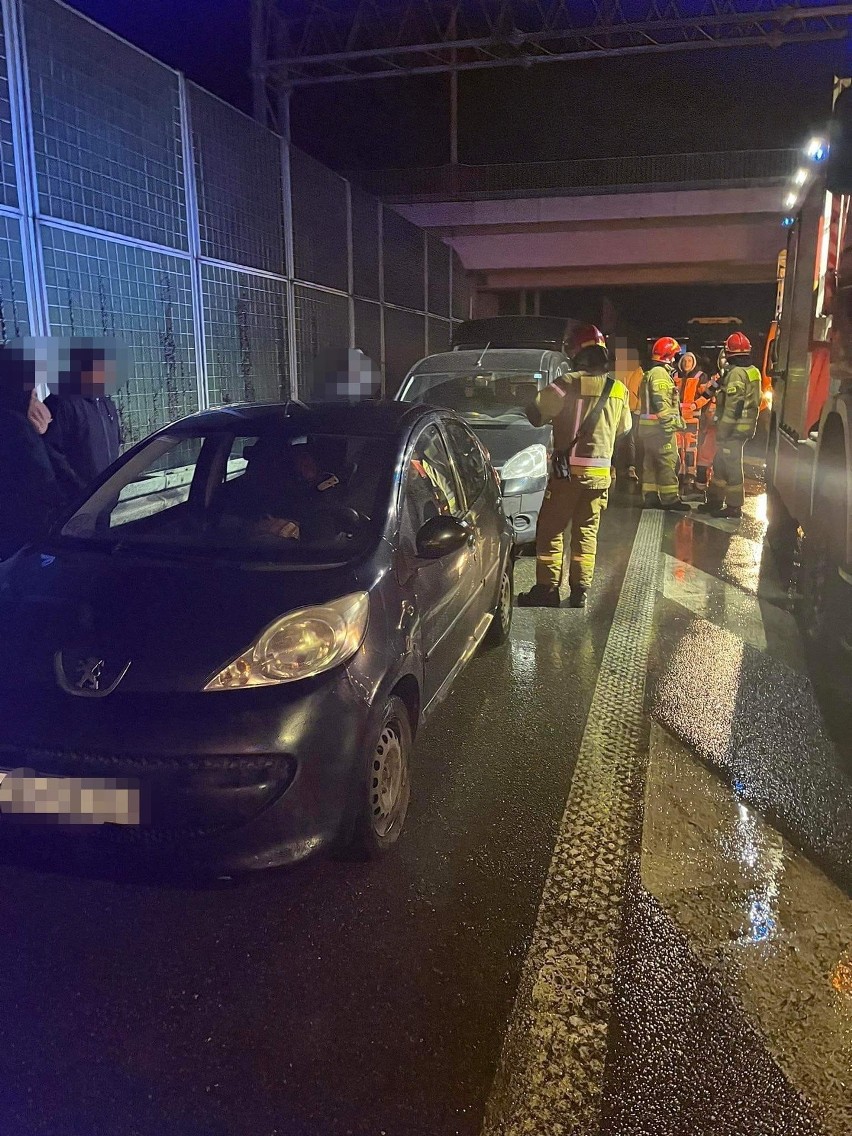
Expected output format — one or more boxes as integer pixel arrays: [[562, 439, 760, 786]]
[[0, 508, 640, 1136], [0, 490, 849, 1136]]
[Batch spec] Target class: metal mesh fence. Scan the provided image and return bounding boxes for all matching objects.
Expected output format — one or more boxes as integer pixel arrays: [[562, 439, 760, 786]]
[[384, 307, 425, 396], [293, 284, 350, 398], [0, 15, 18, 208], [427, 235, 450, 319], [427, 317, 452, 357], [201, 264, 288, 407], [1, 0, 469, 436], [354, 298, 382, 376], [23, 0, 187, 250], [189, 84, 284, 274], [452, 249, 470, 320], [40, 224, 197, 445], [0, 213, 29, 342], [351, 184, 380, 301], [290, 146, 348, 292], [349, 149, 800, 201], [382, 207, 425, 311]]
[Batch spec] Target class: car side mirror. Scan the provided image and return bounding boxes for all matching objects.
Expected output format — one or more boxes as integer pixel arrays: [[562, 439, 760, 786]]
[[415, 515, 469, 559]]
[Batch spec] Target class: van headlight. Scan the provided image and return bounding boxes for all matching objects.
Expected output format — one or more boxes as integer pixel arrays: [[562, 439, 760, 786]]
[[501, 444, 549, 496], [205, 592, 369, 690]]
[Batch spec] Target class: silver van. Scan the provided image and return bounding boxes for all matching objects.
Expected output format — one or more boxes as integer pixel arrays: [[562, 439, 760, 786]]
[[396, 348, 571, 545]]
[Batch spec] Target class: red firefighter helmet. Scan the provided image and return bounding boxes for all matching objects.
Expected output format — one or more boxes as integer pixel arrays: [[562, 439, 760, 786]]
[[651, 336, 681, 364], [568, 323, 607, 356], [724, 331, 752, 356]]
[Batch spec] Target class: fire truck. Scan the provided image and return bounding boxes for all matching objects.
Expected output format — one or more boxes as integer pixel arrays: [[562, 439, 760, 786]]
[[769, 77, 851, 656]]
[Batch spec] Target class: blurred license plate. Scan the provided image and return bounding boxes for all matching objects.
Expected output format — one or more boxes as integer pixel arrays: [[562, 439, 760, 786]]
[[0, 769, 140, 825]]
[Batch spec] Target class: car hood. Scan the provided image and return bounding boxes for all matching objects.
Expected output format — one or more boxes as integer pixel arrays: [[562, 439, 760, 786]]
[[0, 545, 369, 694], [464, 419, 551, 469]]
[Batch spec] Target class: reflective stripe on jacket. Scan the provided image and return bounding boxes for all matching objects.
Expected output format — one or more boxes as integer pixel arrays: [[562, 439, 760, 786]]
[[717, 364, 761, 439], [639, 364, 684, 434], [526, 370, 632, 489]]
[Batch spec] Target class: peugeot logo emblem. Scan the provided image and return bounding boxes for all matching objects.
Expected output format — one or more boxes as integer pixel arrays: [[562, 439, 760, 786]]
[[76, 657, 104, 692], [54, 651, 132, 698]]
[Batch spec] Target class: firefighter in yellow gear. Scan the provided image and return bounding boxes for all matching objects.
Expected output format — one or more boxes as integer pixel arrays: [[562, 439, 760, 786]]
[[698, 332, 761, 519], [638, 337, 691, 511], [517, 324, 632, 609]]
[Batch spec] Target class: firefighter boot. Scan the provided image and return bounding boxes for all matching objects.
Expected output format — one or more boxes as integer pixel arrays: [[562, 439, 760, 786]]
[[661, 499, 692, 512], [568, 587, 587, 609], [517, 584, 561, 608], [712, 505, 743, 520], [643, 493, 662, 509]]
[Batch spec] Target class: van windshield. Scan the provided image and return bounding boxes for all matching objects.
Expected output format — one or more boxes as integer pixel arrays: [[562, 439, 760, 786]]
[[399, 371, 540, 422]]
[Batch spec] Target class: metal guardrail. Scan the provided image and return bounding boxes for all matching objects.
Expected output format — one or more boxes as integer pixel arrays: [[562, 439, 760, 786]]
[[347, 149, 800, 201]]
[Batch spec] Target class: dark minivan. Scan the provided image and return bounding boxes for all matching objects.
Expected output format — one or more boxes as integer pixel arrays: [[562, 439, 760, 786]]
[[398, 348, 570, 544]]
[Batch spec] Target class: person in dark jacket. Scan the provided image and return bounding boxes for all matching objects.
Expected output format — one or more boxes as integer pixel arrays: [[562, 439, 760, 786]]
[[0, 349, 63, 558], [45, 339, 122, 487]]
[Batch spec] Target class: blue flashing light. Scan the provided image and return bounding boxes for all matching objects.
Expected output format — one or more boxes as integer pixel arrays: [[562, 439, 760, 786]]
[[781, 216, 795, 228], [812, 144, 829, 163]]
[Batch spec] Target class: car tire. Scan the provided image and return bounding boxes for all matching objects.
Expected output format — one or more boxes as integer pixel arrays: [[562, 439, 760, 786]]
[[341, 695, 413, 861], [483, 559, 513, 648]]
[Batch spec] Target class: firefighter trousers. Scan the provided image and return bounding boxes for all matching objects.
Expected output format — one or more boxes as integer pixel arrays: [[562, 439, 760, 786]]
[[706, 438, 747, 508], [535, 478, 608, 591], [640, 426, 680, 503]]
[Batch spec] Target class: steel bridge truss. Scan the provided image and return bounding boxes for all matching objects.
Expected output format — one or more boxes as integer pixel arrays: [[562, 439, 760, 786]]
[[253, 0, 851, 112]]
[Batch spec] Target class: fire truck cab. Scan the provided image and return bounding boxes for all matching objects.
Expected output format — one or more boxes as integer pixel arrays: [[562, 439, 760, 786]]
[[770, 78, 852, 655]]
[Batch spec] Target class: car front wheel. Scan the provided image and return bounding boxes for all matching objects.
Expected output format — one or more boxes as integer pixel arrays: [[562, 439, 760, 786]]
[[342, 695, 412, 860]]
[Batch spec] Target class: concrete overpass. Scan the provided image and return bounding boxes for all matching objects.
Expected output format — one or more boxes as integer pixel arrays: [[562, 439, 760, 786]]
[[351, 149, 798, 315]]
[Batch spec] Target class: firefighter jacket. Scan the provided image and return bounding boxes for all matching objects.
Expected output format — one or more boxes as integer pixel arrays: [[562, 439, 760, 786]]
[[716, 364, 761, 441], [526, 370, 632, 490], [639, 364, 685, 436]]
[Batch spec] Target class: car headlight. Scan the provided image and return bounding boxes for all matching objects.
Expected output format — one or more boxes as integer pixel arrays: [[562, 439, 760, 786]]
[[501, 444, 549, 496], [501, 444, 548, 481], [205, 592, 369, 691]]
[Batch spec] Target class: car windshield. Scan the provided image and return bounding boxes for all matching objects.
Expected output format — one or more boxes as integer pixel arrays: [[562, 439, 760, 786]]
[[399, 371, 541, 422], [59, 425, 395, 563]]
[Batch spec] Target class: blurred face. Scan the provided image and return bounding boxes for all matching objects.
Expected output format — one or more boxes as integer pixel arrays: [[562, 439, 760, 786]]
[[293, 452, 320, 482], [81, 357, 116, 397]]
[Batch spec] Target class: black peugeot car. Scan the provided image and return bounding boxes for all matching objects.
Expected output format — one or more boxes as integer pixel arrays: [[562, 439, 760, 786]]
[[0, 401, 514, 870]]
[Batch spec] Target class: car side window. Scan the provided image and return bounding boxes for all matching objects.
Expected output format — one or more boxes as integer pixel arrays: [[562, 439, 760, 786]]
[[400, 425, 463, 547], [442, 418, 487, 508]]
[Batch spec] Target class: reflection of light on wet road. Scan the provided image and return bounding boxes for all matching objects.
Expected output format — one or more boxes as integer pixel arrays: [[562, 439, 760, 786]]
[[509, 639, 537, 683], [643, 728, 852, 1134], [830, 951, 852, 996], [723, 799, 785, 947], [747, 490, 769, 526], [720, 533, 765, 595]]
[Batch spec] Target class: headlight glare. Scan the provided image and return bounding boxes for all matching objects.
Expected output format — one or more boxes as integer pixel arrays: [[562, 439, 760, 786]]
[[205, 592, 369, 690], [501, 444, 548, 481]]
